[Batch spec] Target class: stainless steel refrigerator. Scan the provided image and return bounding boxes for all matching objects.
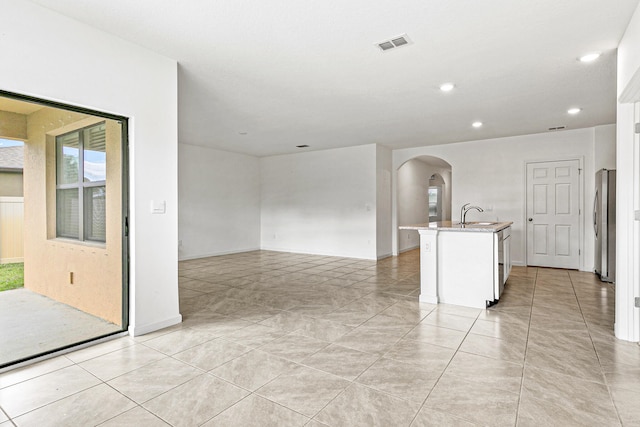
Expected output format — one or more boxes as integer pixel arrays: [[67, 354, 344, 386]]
[[594, 169, 616, 282]]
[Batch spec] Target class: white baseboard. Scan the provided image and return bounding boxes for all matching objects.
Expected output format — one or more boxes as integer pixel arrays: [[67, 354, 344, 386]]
[[181, 246, 394, 262], [178, 247, 260, 261], [419, 294, 438, 304], [614, 321, 638, 342], [128, 314, 182, 337], [512, 260, 595, 273], [399, 245, 420, 254], [260, 245, 377, 261]]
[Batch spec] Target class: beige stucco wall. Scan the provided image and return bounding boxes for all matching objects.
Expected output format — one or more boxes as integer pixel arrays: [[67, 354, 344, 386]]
[[0, 172, 23, 197], [0, 110, 27, 140], [24, 107, 123, 325]]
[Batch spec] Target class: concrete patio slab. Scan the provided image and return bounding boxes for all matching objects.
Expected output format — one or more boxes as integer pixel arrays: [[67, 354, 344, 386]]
[[0, 288, 121, 367]]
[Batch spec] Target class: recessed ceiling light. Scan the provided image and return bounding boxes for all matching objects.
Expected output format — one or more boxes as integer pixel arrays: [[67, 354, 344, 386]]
[[579, 53, 600, 63], [439, 83, 455, 92], [567, 108, 581, 115], [472, 121, 483, 128]]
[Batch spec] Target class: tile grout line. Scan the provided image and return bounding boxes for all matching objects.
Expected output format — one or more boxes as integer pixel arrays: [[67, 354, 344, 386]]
[[6, 373, 102, 422], [513, 267, 537, 427], [568, 271, 625, 427], [194, 392, 255, 427], [1, 355, 110, 422], [0, 404, 16, 427], [11, 252, 624, 426], [73, 347, 219, 425], [263, 299, 426, 423], [406, 306, 484, 427]]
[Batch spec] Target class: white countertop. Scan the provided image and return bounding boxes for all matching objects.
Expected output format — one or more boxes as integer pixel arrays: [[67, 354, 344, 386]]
[[399, 220, 513, 232]]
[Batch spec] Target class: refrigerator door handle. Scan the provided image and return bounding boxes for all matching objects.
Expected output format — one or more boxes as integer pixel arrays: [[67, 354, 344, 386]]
[[593, 189, 598, 237]]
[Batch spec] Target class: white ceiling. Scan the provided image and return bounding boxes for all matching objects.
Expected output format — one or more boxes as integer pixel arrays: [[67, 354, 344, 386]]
[[29, 0, 640, 157]]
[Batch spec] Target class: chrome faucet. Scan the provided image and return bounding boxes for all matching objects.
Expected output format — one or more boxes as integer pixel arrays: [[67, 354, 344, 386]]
[[460, 203, 484, 224]]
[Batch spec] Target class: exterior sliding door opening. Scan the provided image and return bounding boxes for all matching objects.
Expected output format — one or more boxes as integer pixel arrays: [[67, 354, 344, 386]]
[[0, 91, 129, 369]]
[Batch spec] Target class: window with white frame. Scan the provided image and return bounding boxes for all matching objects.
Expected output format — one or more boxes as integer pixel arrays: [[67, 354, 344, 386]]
[[56, 122, 107, 242]]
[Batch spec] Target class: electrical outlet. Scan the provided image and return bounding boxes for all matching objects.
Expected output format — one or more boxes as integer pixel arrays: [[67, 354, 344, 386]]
[[425, 242, 431, 252]]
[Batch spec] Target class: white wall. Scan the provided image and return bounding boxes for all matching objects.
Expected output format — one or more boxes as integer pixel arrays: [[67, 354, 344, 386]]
[[178, 144, 260, 260], [615, 2, 640, 342], [441, 169, 452, 221], [594, 124, 616, 171], [393, 128, 597, 269], [1, 0, 180, 335], [260, 144, 377, 259], [376, 145, 393, 259], [397, 159, 452, 252]]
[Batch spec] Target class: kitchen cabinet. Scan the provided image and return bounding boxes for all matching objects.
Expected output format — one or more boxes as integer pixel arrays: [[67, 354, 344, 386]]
[[399, 221, 513, 309]]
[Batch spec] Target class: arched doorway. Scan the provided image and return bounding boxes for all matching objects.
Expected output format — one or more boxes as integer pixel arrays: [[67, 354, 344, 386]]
[[395, 156, 452, 254]]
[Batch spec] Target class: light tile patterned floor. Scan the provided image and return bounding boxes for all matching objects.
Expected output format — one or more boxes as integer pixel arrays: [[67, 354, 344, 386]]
[[1, 249, 639, 426]]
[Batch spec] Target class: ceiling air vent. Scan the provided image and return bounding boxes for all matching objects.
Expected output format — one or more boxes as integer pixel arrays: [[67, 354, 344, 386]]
[[376, 34, 412, 51], [296, 145, 309, 148], [548, 126, 566, 131], [378, 41, 394, 51]]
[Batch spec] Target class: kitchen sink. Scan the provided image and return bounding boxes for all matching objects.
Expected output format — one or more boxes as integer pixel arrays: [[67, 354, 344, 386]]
[[467, 221, 497, 226]]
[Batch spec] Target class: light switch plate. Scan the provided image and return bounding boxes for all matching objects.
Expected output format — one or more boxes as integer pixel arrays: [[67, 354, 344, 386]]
[[635, 210, 640, 221], [151, 200, 166, 214]]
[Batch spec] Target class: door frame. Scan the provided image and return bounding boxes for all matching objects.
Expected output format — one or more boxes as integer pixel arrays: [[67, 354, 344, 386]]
[[0, 89, 130, 370], [523, 156, 585, 271]]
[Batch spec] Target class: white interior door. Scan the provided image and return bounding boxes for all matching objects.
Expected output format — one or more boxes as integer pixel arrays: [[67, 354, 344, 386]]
[[526, 160, 580, 269]]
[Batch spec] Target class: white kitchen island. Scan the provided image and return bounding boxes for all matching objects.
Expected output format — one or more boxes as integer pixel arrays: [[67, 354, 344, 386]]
[[400, 221, 513, 309]]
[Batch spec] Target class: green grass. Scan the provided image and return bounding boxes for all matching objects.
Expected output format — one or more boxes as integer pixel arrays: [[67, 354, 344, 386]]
[[0, 262, 24, 292]]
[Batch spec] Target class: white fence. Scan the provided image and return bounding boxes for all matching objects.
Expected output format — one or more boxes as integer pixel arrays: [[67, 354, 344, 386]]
[[0, 197, 24, 264]]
